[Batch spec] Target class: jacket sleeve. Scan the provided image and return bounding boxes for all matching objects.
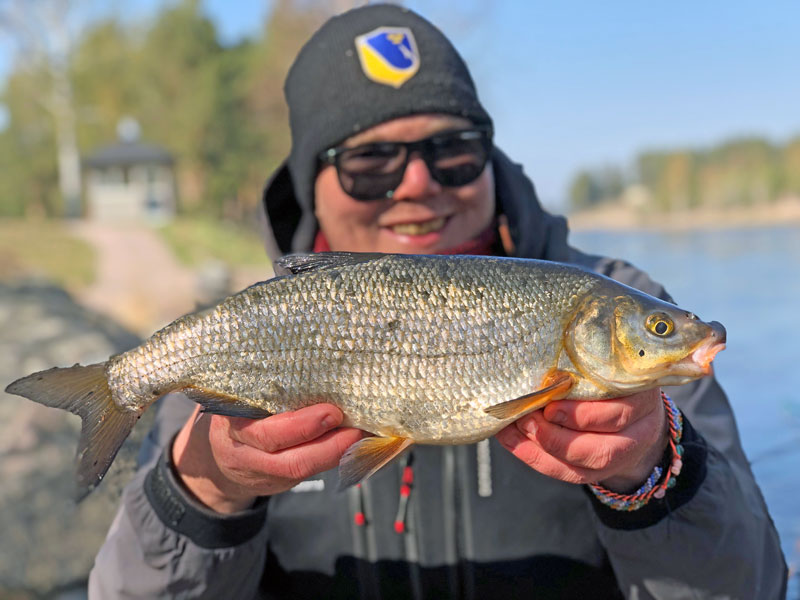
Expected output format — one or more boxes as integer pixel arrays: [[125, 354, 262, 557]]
[[583, 257, 788, 598], [88, 394, 270, 600]]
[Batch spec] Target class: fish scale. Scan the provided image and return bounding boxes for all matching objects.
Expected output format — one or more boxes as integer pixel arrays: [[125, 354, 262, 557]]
[[4, 252, 726, 497]]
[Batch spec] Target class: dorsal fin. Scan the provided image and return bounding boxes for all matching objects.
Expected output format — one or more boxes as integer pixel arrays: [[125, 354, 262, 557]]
[[276, 252, 386, 275]]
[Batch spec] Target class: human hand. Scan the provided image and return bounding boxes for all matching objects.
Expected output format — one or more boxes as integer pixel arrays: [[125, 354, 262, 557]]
[[172, 403, 366, 513], [495, 387, 668, 492]]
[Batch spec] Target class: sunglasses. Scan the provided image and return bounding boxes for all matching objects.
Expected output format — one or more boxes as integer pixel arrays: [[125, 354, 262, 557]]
[[319, 126, 493, 201]]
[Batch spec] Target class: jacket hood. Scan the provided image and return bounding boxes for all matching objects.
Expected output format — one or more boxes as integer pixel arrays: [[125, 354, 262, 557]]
[[259, 147, 571, 263]]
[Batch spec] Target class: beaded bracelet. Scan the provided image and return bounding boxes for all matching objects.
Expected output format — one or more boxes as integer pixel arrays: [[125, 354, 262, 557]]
[[588, 391, 684, 511]]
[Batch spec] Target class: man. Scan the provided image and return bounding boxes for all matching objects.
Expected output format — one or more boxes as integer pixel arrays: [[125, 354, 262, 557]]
[[90, 5, 786, 598]]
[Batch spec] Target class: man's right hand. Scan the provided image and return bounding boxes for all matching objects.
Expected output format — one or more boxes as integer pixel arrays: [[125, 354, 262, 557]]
[[172, 403, 366, 513]]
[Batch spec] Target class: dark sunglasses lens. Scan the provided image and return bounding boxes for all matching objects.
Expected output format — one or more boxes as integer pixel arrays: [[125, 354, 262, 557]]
[[336, 144, 406, 200], [330, 129, 492, 200], [429, 132, 491, 187]]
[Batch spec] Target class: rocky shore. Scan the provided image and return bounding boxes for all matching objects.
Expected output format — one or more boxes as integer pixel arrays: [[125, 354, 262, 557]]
[[0, 280, 151, 599]]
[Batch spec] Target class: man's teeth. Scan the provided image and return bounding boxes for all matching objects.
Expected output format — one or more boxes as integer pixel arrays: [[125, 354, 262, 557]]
[[390, 217, 446, 235]]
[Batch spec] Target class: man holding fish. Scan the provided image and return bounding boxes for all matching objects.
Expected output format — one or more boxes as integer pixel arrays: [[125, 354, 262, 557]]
[[76, 4, 786, 598]]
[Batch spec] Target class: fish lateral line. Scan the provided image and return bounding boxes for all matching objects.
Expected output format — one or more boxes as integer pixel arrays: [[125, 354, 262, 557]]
[[483, 370, 574, 420]]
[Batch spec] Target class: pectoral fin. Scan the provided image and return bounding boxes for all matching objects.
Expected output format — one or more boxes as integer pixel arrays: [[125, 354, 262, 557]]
[[338, 436, 413, 490], [181, 386, 274, 419], [483, 371, 574, 420]]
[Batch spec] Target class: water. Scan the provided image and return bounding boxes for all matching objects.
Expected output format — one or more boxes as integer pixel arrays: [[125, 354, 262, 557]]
[[571, 226, 800, 596]]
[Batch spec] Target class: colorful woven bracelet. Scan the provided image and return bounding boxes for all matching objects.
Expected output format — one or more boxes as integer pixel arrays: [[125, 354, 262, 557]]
[[588, 391, 684, 511]]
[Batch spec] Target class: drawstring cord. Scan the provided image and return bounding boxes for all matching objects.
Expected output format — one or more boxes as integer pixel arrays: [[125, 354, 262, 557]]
[[394, 453, 415, 534], [354, 483, 367, 527], [352, 452, 416, 534]]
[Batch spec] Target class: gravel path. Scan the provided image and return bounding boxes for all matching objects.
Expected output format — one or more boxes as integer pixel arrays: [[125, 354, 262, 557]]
[[68, 222, 199, 335]]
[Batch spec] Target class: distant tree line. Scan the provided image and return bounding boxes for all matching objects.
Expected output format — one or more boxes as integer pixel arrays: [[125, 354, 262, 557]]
[[0, 0, 336, 220], [569, 136, 800, 212]]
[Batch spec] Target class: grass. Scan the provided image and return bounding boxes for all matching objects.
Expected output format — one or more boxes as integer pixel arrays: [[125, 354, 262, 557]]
[[0, 219, 95, 288], [156, 217, 271, 268], [0, 216, 269, 291]]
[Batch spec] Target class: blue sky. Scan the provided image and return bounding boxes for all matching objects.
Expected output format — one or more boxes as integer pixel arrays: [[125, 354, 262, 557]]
[[2, 0, 799, 210]]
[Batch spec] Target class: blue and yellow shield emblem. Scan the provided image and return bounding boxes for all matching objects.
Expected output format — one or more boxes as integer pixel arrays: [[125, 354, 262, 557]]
[[355, 27, 420, 88]]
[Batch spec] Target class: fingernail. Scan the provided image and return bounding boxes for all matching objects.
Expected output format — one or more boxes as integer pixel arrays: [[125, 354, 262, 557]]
[[321, 415, 337, 429], [521, 419, 537, 436], [549, 411, 566, 424]]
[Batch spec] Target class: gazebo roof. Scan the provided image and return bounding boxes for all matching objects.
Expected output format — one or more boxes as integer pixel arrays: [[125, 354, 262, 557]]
[[83, 141, 174, 169]]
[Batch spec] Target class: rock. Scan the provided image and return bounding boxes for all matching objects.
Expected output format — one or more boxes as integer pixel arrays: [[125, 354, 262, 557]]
[[0, 280, 151, 599]]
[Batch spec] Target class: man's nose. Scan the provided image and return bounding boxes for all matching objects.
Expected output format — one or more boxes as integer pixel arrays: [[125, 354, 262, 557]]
[[390, 155, 442, 201]]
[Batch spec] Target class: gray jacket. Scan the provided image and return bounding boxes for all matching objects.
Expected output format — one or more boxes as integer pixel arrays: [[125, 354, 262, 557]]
[[90, 149, 787, 599]]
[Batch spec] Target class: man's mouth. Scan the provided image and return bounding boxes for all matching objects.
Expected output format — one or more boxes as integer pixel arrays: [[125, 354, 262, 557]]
[[388, 217, 447, 236]]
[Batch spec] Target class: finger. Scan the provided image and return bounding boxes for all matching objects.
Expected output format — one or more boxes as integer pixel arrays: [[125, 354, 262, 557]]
[[525, 409, 656, 474], [541, 388, 661, 432], [220, 426, 366, 485], [226, 403, 346, 453], [495, 423, 591, 485], [267, 427, 367, 481]]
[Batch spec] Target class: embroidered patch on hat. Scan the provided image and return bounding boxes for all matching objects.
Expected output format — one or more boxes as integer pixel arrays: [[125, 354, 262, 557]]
[[355, 27, 420, 88]]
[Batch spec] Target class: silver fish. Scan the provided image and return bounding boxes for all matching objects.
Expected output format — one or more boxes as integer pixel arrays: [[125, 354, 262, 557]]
[[5, 252, 725, 497]]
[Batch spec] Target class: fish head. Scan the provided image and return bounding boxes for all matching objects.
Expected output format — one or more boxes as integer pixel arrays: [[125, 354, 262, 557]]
[[566, 289, 726, 395]]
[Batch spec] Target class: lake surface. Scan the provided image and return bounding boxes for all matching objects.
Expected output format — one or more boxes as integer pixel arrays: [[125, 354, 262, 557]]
[[571, 226, 800, 595]]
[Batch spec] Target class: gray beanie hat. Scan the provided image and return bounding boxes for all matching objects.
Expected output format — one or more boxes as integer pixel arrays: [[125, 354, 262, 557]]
[[284, 3, 492, 215]]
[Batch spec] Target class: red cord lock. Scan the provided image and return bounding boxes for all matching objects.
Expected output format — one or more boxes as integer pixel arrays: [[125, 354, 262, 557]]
[[402, 466, 414, 485]]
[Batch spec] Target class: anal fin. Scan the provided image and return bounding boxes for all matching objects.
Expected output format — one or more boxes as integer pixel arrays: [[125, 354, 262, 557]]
[[338, 436, 413, 490], [181, 386, 273, 419], [484, 371, 574, 420]]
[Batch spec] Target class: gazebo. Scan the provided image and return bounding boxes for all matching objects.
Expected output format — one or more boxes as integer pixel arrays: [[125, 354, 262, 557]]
[[83, 119, 177, 223]]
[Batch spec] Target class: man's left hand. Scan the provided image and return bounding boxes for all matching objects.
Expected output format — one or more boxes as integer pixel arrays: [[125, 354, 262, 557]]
[[495, 387, 668, 492]]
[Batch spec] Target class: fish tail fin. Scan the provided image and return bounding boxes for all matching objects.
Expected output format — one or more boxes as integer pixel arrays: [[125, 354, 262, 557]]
[[5, 363, 139, 500]]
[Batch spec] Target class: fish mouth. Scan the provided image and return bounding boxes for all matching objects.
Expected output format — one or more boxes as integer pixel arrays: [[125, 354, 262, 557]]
[[689, 339, 726, 375], [678, 321, 727, 376], [387, 217, 448, 236]]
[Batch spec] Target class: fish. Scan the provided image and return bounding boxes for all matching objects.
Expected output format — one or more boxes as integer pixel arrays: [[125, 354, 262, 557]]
[[4, 252, 726, 498]]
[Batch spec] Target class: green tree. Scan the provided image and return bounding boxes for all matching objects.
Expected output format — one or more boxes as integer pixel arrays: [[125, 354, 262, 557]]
[[233, 0, 334, 218], [703, 139, 776, 207], [636, 150, 696, 211], [0, 0, 342, 221], [134, 0, 223, 212], [0, 67, 60, 216], [568, 167, 626, 211], [568, 171, 596, 210], [780, 137, 800, 196], [71, 20, 139, 153]]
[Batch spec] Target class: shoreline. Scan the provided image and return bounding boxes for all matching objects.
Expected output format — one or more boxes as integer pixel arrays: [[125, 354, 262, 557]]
[[565, 197, 800, 232]]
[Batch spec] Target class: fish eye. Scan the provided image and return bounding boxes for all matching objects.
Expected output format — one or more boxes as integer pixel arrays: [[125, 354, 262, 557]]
[[646, 313, 674, 337]]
